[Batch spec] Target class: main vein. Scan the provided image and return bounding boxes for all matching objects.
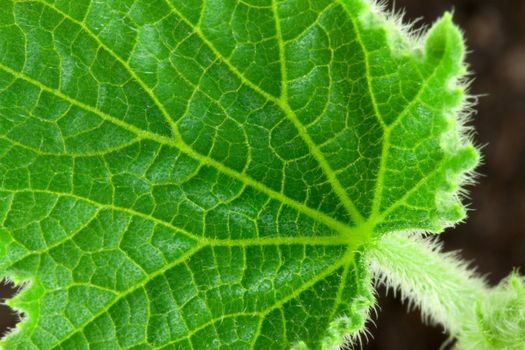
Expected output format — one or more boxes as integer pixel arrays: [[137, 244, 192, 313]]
[[0, 63, 365, 241], [36, 0, 365, 232], [165, 0, 365, 225]]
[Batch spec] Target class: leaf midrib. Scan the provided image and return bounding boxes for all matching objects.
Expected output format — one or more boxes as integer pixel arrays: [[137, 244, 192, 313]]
[[1, 188, 359, 271], [1, 63, 369, 250], [30, 0, 365, 226], [165, 0, 366, 224], [338, 0, 454, 224]]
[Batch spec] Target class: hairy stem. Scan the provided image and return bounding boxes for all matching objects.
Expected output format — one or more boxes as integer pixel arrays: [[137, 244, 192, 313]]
[[367, 233, 486, 333], [367, 233, 525, 350]]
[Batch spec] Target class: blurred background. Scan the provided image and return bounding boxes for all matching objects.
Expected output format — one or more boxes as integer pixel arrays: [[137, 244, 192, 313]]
[[0, 0, 524, 348]]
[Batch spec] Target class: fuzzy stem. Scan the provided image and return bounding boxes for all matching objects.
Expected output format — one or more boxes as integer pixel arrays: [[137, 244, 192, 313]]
[[367, 233, 525, 350], [367, 233, 486, 337]]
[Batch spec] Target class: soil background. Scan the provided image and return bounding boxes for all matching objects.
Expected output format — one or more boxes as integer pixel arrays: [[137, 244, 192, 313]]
[[0, 0, 524, 349]]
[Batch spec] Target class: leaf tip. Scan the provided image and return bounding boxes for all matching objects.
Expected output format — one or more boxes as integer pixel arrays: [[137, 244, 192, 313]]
[[424, 11, 465, 71]]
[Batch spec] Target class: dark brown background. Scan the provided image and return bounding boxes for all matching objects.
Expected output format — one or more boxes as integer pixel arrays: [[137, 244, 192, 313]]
[[1, 0, 524, 348]]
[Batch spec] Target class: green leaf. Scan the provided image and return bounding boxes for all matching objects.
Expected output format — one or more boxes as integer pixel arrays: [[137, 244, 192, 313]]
[[0, 0, 477, 348]]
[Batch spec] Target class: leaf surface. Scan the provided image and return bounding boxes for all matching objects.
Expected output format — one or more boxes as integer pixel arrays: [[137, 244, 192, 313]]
[[0, 0, 477, 348]]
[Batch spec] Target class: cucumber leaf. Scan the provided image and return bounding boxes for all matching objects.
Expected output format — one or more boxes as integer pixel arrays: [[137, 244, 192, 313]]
[[0, 0, 477, 348]]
